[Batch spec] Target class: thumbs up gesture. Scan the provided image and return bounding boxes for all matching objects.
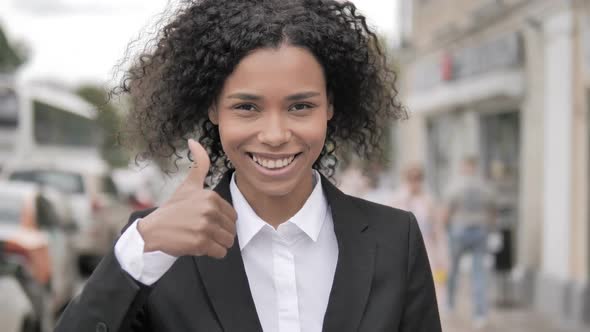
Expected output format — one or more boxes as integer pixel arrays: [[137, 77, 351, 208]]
[[137, 139, 238, 259]]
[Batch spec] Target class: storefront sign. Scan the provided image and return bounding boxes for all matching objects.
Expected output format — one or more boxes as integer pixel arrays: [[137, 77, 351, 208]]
[[412, 32, 523, 91], [453, 33, 522, 79]]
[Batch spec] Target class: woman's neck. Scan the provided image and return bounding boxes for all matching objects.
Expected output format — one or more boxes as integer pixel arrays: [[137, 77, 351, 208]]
[[235, 173, 315, 229]]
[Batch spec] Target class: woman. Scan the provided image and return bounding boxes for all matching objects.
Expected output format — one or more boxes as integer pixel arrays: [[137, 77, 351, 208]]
[[391, 164, 448, 304], [55, 1, 441, 331]]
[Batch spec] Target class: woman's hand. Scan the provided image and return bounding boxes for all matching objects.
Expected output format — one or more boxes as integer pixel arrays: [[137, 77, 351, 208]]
[[137, 139, 237, 259]]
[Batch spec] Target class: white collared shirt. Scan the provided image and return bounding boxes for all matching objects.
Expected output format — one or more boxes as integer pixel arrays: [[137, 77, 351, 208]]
[[115, 171, 338, 332]]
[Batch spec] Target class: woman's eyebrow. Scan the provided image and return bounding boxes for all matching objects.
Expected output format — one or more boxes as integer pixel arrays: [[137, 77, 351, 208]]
[[227, 93, 262, 101], [226, 91, 321, 101], [285, 92, 320, 101]]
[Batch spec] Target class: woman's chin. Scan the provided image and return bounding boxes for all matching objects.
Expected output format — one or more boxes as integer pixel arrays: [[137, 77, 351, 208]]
[[235, 164, 313, 199], [247, 175, 303, 198]]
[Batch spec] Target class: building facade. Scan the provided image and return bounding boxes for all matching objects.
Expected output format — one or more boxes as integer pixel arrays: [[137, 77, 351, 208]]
[[397, 0, 589, 327]]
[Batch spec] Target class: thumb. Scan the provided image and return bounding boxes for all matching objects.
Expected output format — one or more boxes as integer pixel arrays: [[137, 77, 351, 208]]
[[186, 138, 211, 187]]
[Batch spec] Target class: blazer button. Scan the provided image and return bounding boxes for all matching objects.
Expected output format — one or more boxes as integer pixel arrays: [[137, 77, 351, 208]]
[[96, 322, 109, 332]]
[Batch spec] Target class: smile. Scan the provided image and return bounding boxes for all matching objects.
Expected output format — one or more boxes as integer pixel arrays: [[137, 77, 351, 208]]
[[248, 153, 300, 170]]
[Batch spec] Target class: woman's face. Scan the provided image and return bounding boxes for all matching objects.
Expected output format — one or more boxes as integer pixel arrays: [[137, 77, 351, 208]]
[[406, 169, 423, 195], [209, 44, 333, 198]]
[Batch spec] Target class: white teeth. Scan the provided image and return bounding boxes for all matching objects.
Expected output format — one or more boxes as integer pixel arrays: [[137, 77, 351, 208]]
[[251, 154, 297, 169]]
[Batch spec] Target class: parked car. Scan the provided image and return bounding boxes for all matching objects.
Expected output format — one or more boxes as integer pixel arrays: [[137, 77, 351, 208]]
[[112, 165, 161, 209], [0, 181, 78, 316], [0, 239, 52, 332], [3, 164, 132, 275], [0, 269, 38, 332]]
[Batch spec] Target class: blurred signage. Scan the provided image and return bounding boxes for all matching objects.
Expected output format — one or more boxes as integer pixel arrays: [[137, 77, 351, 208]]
[[453, 32, 522, 79], [412, 32, 523, 91], [441, 53, 453, 81]]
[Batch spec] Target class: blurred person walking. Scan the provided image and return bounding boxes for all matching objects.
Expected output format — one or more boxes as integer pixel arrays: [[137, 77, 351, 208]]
[[391, 164, 447, 301], [441, 157, 497, 329], [336, 161, 369, 198], [362, 162, 395, 206]]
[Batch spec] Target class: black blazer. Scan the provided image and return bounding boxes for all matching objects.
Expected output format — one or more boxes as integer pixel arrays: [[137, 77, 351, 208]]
[[55, 171, 441, 332]]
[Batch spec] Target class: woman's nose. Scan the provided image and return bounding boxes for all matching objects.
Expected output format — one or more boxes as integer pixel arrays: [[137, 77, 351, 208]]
[[257, 113, 292, 147]]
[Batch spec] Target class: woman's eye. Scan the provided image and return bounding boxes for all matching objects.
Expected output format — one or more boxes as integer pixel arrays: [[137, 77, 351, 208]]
[[235, 104, 257, 112], [289, 103, 313, 112]]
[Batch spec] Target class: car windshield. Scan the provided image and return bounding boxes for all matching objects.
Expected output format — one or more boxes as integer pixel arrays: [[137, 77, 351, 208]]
[[10, 170, 84, 194], [0, 195, 23, 224]]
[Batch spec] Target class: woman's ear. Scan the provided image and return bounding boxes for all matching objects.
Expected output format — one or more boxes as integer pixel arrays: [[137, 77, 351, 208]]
[[208, 105, 219, 125], [327, 92, 334, 120], [327, 103, 334, 120]]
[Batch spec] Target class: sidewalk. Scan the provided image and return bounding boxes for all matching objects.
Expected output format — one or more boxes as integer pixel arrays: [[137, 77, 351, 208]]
[[442, 307, 588, 332], [439, 276, 588, 332]]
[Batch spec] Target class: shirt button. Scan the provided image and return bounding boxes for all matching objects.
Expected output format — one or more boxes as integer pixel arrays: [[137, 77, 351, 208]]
[[96, 322, 109, 332]]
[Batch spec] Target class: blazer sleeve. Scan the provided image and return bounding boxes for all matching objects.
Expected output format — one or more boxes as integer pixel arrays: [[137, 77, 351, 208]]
[[54, 208, 158, 332], [399, 212, 442, 332]]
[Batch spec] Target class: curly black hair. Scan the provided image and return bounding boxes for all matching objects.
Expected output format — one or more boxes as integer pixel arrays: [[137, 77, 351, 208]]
[[115, 0, 406, 184]]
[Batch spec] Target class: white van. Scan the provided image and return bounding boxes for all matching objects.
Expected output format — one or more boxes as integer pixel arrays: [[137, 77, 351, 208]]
[[0, 75, 103, 171]]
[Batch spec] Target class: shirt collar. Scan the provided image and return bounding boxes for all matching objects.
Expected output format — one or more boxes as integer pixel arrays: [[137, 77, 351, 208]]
[[230, 170, 329, 250]]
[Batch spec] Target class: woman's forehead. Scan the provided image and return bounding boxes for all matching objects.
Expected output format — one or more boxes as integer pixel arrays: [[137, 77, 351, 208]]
[[219, 45, 327, 98]]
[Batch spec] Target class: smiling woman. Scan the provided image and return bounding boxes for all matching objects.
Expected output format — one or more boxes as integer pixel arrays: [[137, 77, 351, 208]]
[[115, 0, 405, 184], [55, 1, 441, 332], [207, 45, 333, 224]]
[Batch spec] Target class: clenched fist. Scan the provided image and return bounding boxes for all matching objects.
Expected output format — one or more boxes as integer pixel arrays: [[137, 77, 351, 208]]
[[137, 139, 238, 259]]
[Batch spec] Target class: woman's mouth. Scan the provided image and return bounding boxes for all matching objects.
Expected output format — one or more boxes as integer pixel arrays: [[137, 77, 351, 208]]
[[247, 152, 301, 172], [248, 153, 299, 169]]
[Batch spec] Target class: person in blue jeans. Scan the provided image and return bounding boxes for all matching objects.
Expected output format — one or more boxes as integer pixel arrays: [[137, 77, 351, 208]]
[[441, 156, 497, 329]]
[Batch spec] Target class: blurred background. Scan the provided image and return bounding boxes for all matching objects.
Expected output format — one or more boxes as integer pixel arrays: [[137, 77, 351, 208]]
[[0, 0, 588, 331]]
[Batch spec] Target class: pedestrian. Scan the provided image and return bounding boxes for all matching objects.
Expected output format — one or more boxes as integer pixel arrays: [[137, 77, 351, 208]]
[[55, 1, 441, 331], [391, 163, 447, 301], [361, 162, 395, 206], [441, 156, 497, 329], [336, 160, 370, 198]]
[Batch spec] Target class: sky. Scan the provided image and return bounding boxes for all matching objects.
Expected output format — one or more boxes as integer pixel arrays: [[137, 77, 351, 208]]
[[0, 0, 399, 85]]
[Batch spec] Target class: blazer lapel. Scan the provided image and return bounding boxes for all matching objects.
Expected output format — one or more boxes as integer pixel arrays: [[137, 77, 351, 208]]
[[321, 175, 376, 332], [193, 171, 262, 332]]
